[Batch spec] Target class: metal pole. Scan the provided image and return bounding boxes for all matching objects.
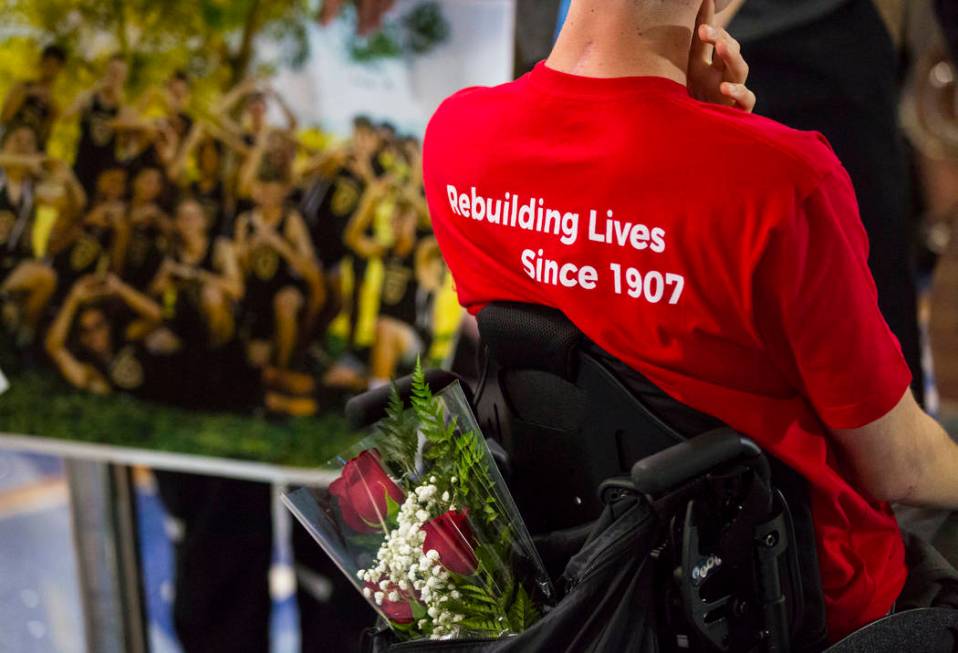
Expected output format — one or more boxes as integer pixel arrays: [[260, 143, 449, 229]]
[[65, 460, 148, 653]]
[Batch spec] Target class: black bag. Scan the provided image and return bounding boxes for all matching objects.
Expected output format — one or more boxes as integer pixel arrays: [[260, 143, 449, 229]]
[[361, 498, 661, 653]]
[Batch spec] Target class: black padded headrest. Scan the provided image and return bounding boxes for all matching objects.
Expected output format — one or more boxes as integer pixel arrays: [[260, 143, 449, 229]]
[[476, 302, 581, 380]]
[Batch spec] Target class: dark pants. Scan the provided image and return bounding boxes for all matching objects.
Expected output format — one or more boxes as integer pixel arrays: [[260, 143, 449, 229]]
[[735, 0, 925, 404], [154, 472, 273, 653], [154, 472, 372, 653]]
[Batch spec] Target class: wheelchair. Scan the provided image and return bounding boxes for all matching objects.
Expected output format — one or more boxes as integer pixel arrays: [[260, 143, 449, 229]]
[[347, 302, 958, 653]]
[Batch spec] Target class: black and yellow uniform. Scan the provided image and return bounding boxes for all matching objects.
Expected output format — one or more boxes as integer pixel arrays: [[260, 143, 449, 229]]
[[241, 210, 308, 339], [163, 239, 217, 337], [125, 217, 169, 291], [6, 84, 55, 148], [51, 220, 112, 300], [73, 94, 119, 196], [73, 301, 180, 403], [0, 175, 35, 275], [378, 236, 435, 349], [303, 167, 365, 271], [190, 179, 231, 238]]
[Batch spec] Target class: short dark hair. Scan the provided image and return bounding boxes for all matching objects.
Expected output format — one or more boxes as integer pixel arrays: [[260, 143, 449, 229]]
[[379, 121, 397, 136], [353, 115, 374, 131], [41, 44, 67, 63], [170, 69, 190, 84]]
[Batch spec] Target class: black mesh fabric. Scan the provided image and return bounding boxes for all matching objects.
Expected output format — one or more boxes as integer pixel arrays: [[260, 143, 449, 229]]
[[477, 302, 580, 380]]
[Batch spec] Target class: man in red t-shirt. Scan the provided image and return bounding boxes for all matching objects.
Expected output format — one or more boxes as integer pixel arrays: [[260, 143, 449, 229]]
[[423, 0, 958, 643]]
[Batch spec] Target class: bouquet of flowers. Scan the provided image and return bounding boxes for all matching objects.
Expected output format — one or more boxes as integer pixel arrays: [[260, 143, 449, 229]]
[[283, 364, 553, 641]]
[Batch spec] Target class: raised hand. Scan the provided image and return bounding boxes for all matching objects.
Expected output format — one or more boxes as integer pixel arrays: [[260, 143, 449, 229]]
[[687, 0, 756, 112]]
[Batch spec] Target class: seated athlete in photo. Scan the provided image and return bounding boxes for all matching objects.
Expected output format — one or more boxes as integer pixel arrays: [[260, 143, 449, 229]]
[[0, 126, 85, 342], [47, 166, 126, 303], [234, 169, 322, 371], [116, 166, 172, 290], [344, 180, 442, 388], [44, 273, 172, 398], [150, 197, 243, 348], [423, 0, 958, 643]]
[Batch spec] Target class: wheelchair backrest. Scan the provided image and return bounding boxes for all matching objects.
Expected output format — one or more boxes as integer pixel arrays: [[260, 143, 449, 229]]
[[473, 301, 828, 650]]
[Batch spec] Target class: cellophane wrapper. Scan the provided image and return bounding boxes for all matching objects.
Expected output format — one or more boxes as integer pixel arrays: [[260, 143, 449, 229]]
[[283, 376, 554, 641]]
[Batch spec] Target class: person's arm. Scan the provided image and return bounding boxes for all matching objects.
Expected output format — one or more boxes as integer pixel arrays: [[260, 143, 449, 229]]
[[166, 122, 204, 182], [201, 119, 252, 156], [237, 129, 268, 199], [344, 182, 389, 258], [45, 159, 87, 215], [268, 210, 321, 284], [1, 82, 27, 124], [233, 212, 252, 269], [267, 86, 298, 133], [110, 204, 130, 274], [44, 277, 112, 393], [207, 238, 245, 301], [154, 120, 180, 168], [301, 143, 349, 178], [105, 273, 163, 324], [832, 390, 958, 508], [61, 88, 96, 122], [751, 163, 952, 507], [148, 257, 177, 296], [215, 77, 258, 115]]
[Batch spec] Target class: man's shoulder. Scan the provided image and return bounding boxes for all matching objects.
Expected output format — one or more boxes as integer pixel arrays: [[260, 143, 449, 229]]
[[426, 80, 520, 134], [690, 102, 844, 191]]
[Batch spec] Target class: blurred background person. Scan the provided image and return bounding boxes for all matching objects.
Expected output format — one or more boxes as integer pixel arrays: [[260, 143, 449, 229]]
[[1, 44, 67, 151], [726, 0, 926, 402], [63, 53, 128, 197]]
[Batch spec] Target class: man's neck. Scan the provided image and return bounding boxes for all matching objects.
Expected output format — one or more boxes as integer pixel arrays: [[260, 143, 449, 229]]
[[545, 0, 697, 85]]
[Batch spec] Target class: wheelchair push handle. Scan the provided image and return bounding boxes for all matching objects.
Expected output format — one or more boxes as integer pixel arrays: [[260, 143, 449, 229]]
[[630, 428, 770, 496]]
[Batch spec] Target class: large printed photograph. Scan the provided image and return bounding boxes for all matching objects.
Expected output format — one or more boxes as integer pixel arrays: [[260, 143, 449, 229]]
[[0, 0, 515, 465]]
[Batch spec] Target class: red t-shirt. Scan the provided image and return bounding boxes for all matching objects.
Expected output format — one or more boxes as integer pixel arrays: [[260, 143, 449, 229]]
[[423, 62, 912, 641]]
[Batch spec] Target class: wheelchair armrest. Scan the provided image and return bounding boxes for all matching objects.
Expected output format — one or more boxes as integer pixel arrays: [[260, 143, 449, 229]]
[[344, 370, 471, 429], [631, 428, 768, 496]]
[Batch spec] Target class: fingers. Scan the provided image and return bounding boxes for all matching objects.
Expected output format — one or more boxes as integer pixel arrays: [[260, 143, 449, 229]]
[[690, 0, 717, 64], [720, 82, 756, 113], [697, 24, 748, 84]]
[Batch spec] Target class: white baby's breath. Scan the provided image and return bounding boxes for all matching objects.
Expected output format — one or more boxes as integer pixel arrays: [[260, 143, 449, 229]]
[[358, 481, 466, 639]]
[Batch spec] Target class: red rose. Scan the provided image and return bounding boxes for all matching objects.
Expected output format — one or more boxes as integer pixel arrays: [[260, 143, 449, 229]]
[[330, 450, 404, 534], [422, 510, 478, 576], [364, 582, 415, 624]]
